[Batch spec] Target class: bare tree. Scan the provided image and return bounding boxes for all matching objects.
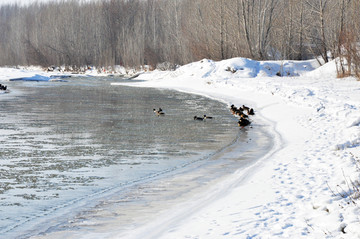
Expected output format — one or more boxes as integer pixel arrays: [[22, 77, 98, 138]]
[[304, 0, 337, 63], [0, 0, 359, 70]]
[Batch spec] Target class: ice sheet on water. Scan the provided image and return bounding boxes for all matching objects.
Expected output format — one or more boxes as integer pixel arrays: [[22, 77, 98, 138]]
[[9, 74, 70, 82]]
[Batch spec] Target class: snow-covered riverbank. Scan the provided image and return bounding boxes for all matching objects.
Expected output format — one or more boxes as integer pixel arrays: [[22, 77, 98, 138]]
[[1, 57, 360, 238], [112, 57, 360, 238]]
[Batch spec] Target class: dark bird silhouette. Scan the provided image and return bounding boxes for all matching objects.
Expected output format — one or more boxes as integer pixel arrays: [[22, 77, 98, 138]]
[[194, 116, 204, 121], [238, 118, 251, 127], [247, 108, 255, 115], [153, 108, 165, 116], [241, 105, 250, 112]]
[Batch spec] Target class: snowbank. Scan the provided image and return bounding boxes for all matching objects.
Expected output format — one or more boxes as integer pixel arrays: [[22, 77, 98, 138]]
[[111, 58, 360, 238], [0, 65, 133, 81]]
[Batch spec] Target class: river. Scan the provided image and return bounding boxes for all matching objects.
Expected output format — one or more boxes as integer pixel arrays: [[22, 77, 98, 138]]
[[0, 76, 271, 238]]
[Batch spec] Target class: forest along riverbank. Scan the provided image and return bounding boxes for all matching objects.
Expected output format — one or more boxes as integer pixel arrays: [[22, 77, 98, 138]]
[[0, 75, 271, 239]]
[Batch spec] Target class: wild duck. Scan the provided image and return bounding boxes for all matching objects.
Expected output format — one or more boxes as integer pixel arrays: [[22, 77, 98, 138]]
[[153, 108, 165, 116], [241, 105, 250, 112], [0, 84, 7, 91], [230, 104, 238, 114], [194, 116, 204, 121], [238, 118, 251, 127], [247, 108, 255, 115], [235, 110, 244, 116], [203, 115, 213, 119], [240, 113, 248, 119]]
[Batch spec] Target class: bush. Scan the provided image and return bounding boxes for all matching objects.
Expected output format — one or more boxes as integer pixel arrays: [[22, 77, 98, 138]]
[[336, 29, 360, 80], [156, 62, 178, 71]]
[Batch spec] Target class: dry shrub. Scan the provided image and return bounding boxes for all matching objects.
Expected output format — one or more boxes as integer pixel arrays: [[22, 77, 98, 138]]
[[336, 29, 360, 80]]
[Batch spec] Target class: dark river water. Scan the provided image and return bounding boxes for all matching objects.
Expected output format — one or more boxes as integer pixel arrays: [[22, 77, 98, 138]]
[[0, 76, 271, 238]]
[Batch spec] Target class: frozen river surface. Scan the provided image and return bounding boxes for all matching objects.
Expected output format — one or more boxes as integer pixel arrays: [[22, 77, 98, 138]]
[[0, 76, 271, 238]]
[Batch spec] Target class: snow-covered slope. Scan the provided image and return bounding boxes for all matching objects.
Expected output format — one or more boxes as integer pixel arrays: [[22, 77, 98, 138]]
[[112, 57, 360, 239]]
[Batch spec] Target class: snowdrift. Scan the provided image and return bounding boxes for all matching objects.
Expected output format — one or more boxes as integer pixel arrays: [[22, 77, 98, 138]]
[[148, 57, 318, 79]]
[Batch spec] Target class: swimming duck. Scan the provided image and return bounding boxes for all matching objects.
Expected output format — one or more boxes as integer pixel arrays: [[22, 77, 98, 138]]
[[238, 118, 251, 127], [203, 115, 213, 119], [0, 84, 7, 91], [230, 104, 238, 114], [153, 108, 165, 116], [194, 116, 204, 121]]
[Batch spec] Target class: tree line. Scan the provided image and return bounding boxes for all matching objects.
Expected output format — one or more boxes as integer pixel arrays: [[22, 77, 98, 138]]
[[0, 0, 359, 70]]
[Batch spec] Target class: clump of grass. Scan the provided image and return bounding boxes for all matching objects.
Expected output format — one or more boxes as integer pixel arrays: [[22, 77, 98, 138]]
[[328, 153, 360, 206]]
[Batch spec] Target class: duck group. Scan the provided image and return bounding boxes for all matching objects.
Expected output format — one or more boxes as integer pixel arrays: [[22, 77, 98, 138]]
[[230, 104, 254, 116], [230, 104, 254, 127], [153, 104, 254, 128]]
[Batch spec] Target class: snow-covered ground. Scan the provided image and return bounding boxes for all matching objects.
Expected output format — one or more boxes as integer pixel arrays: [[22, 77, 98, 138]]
[[0, 65, 133, 82], [111, 58, 360, 238], [1, 57, 360, 238]]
